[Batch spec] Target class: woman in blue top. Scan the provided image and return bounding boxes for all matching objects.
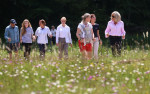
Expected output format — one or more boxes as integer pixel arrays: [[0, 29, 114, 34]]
[[20, 19, 34, 59]]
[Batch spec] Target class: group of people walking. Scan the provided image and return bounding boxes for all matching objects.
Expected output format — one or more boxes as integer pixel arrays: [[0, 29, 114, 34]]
[[4, 11, 126, 61]]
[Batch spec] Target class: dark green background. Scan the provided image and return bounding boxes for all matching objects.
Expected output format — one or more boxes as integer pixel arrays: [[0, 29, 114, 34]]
[[0, 0, 150, 43]]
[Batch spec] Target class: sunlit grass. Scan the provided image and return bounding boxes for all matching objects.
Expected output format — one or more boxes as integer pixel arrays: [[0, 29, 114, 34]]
[[0, 42, 150, 94]]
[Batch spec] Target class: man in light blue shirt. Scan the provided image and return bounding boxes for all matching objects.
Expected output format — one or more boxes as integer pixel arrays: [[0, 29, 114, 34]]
[[51, 25, 56, 45], [4, 19, 20, 60]]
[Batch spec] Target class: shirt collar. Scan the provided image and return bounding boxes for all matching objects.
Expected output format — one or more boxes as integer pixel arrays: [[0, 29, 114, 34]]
[[40, 26, 45, 30], [9, 25, 15, 29], [111, 20, 121, 24], [61, 24, 66, 28]]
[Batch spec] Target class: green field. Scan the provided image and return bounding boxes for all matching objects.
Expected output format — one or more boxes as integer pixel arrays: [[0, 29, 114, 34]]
[[0, 42, 150, 94]]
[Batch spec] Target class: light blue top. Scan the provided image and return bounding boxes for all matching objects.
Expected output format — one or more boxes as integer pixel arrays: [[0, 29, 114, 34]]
[[20, 27, 34, 43], [4, 25, 19, 43]]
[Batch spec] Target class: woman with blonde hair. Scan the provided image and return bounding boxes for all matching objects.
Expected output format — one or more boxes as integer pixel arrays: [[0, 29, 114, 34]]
[[105, 11, 126, 56], [76, 13, 95, 60], [20, 19, 34, 59]]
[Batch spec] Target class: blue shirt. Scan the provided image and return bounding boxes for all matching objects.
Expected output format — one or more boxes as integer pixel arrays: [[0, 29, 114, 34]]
[[20, 27, 34, 43], [4, 25, 19, 43]]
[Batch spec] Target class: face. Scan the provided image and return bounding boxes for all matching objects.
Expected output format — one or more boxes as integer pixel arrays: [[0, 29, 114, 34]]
[[39, 21, 45, 28], [91, 16, 96, 22], [111, 14, 116, 22], [61, 19, 66, 25], [52, 26, 55, 29], [24, 21, 29, 28], [10, 23, 15, 27], [86, 16, 91, 22]]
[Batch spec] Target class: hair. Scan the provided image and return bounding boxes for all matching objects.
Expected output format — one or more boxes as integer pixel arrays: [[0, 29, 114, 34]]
[[39, 19, 46, 26], [91, 14, 96, 18], [82, 13, 91, 22], [51, 25, 55, 28], [111, 11, 121, 22], [61, 17, 67, 21], [21, 19, 32, 36]]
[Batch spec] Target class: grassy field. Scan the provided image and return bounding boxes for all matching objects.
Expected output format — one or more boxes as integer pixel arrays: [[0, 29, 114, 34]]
[[0, 41, 150, 94]]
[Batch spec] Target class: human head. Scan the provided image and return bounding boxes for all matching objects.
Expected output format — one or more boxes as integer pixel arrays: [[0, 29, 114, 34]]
[[82, 13, 91, 23], [111, 11, 121, 23], [51, 25, 55, 29], [22, 19, 32, 28], [39, 19, 46, 28], [21, 19, 32, 35], [91, 14, 96, 23], [10, 19, 17, 27], [61, 17, 67, 25]]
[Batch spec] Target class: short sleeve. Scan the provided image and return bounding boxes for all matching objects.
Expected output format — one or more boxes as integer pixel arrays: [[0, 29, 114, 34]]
[[77, 24, 82, 30], [31, 27, 34, 35], [35, 27, 39, 36], [47, 27, 52, 36], [97, 24, 100, 30], [89, 23, 93, 29]]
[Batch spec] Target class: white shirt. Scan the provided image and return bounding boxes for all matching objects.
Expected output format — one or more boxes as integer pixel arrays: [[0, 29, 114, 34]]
[[105, 20, 126, 37], [56, 24, 72, 44], [35, 26, 52, 44], [51, 29, 56, 37], [78, 22, 93, 38]]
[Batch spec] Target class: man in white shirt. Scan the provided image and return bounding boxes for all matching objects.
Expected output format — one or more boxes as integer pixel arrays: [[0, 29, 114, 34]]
[[56, 17, 72, 59]]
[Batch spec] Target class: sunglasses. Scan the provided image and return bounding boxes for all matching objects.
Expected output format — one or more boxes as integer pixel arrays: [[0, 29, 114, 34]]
[[112, 16, 115, 18]]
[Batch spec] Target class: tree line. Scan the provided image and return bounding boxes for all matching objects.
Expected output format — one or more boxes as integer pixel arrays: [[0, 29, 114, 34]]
[[0, 0, 150, 42]]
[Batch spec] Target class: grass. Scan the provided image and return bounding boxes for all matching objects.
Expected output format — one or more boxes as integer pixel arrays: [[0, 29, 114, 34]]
[[0, 41, 150, 94]]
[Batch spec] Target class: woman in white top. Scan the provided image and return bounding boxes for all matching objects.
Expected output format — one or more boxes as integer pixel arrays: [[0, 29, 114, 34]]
[[105, 11, 126, 56], [35, 19, 52, 59], [76, 13, 95, 60], [56, 17, 72, 59]]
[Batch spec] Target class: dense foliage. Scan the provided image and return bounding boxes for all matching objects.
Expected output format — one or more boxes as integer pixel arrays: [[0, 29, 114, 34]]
[[0, 0, 150, 41]]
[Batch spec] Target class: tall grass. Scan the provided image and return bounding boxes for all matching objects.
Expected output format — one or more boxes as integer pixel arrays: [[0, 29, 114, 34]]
[[0, 34, 150, 94]]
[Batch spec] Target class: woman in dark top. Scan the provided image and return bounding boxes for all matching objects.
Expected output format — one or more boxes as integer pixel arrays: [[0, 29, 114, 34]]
[[91, 14, 102, 60]]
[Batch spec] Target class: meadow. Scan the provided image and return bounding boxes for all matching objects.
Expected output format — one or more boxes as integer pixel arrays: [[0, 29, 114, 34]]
[[0, 35, 150, 94]]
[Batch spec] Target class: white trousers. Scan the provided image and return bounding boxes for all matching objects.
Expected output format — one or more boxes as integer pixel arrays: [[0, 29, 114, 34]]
[[93, 37, 99, 60]]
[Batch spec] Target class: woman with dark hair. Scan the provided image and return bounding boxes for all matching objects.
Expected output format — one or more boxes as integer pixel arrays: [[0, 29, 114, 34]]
[[35, 19, 52, 59], [90, 14, 102, 60]]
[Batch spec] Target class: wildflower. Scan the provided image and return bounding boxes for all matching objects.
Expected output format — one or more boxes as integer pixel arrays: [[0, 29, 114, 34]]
[[132, 79, 136, 84], [106, 72, 111, 76], [31, 91, 36, 94], [41, 76, 45, 79], [0, 72, 3, 75], [136, 77, 140, 81], [88, 76, 93, 80], [25, 76, 29, 79], [45, 88, 49, 91], [125, 77, 129, 81], [112, 87, 116, 90], [111, 77, 115, 81]]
